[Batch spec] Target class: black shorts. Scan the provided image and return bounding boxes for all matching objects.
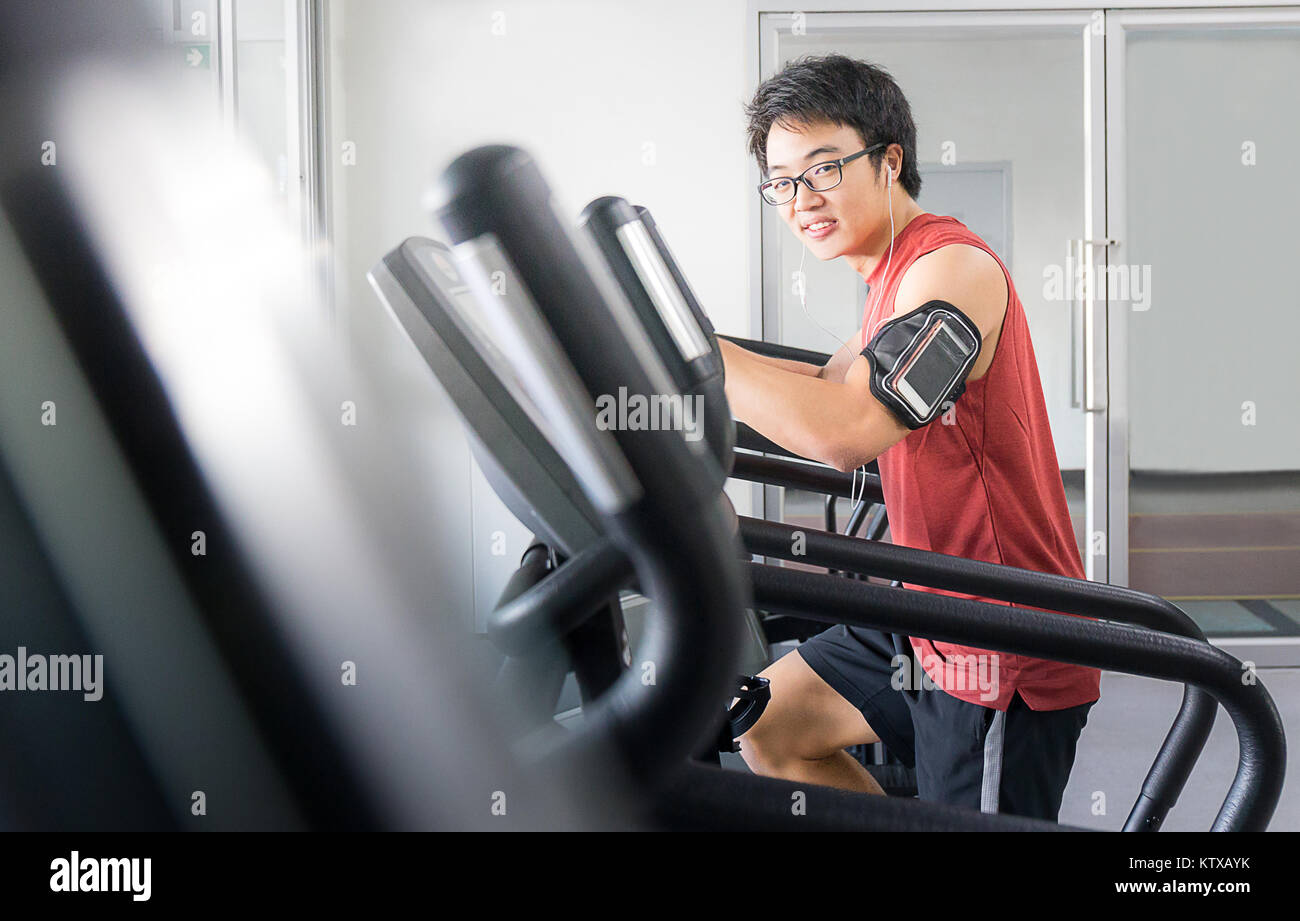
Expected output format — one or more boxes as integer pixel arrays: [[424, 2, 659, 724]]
[[795, 624, 1093, 822]]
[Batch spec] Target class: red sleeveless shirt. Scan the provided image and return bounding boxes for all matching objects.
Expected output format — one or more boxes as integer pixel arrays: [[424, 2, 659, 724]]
[[861, 213, 1100, 712]]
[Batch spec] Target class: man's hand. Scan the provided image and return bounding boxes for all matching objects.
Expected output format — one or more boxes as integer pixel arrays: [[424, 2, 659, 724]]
[[816, 336, 862, 383]]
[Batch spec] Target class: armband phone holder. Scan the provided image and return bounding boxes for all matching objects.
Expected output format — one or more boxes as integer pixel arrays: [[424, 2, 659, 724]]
[[862, 300, 981, 429]]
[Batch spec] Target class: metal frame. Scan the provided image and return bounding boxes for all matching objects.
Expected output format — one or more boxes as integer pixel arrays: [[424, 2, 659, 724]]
[[216, 0, 238, 131], [291, 0, 334, 316], [1082, 11, 1109, 583]]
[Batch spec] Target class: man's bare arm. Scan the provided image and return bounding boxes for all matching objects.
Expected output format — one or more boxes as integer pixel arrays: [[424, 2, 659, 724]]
[[721, 340, 909, 470], [720, 333, 862, 380], [719, 340, 821, 377]]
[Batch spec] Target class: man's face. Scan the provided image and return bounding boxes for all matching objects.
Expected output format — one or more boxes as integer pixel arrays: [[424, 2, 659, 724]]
[[763, 119, 888, 260]]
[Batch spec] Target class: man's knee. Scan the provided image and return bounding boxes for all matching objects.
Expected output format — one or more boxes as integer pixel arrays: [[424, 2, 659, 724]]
[[736, 706, 798, 776], [736, 650, 874, 775], [735, 661, 806, 774]]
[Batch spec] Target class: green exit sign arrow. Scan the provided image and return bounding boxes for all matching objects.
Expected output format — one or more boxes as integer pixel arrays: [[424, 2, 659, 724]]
[[183, 44, 210, 69]]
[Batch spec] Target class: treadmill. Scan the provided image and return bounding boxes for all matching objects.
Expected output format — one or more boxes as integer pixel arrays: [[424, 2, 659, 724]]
[[576, 191, 1289, 831], [367, 145, 1285, 831]]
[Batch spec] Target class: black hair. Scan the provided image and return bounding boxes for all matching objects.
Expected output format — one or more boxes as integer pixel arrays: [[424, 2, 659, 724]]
[[744, 53, 921, 200]]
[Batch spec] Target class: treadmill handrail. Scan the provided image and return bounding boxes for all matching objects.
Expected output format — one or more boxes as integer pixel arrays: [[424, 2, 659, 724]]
[[719, 334, 832, 367], [735, 421, 801, 459], [740, 515, 1216, 832], [492, 514, 1218, 831], [489, 538, 634, 655], [482, 537, 1249, 830], [746, 561, 1285, 832], [730, 452, 886, 504], [741, 516, 1205, 638]]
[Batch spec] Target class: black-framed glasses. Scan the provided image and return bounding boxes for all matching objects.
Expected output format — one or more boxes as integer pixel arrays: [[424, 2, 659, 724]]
[[757, 143, 885, 205]]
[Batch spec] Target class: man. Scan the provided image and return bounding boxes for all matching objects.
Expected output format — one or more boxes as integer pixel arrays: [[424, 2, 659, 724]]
[[724, 53, 1099, 821]]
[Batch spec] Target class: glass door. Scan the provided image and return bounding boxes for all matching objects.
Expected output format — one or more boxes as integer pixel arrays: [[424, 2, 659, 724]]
[[1107, 9, 1300, 659], [149, 0, 327, 293], [754, 10, 1108, 576]]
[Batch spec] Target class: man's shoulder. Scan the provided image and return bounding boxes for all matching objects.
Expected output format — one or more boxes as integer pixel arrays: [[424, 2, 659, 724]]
[[891, 241, 1009, 337], [903, 240, 1004, 293]]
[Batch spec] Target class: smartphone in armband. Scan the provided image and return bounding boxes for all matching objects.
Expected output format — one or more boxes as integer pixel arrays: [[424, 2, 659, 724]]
[[884, 314, 979, 423]]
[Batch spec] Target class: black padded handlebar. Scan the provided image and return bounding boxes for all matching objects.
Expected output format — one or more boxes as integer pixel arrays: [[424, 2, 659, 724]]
[[746, 561, 1285, 832], [731, 452, 885, 504], [719, 333, 832, 367], [740, 516, 1217, 832]]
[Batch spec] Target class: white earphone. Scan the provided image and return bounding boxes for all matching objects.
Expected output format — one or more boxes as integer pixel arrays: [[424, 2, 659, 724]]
[[794, 154, 900, 501]]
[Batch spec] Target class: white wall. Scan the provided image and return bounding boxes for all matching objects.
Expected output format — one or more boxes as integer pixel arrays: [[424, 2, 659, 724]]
[[327, 0, 755, 629]]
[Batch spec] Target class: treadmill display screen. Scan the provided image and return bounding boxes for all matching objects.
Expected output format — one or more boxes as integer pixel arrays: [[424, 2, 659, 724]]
[[407, 240, 555, 440], [614, 220, 711, 363]]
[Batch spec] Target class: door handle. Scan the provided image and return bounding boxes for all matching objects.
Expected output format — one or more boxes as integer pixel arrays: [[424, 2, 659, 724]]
[[1069, 238, 1083, 409], [1069, 237, 1116, 413]]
